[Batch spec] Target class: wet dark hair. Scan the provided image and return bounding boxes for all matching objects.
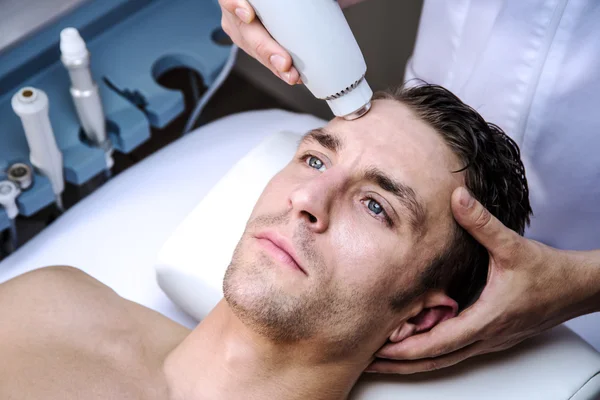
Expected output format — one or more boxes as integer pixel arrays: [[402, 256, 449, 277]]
[[376, 83, 532, 310]]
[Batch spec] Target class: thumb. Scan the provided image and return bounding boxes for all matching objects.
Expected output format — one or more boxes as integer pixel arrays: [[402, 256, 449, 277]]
[[451, 187, 516, 254], [222, 0, 256, 24]]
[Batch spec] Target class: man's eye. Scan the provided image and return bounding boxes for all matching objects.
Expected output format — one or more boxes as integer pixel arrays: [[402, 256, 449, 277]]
[[306, 155, 326, 172], [364, 198, 394, 227], [366, 199, 383, 215]]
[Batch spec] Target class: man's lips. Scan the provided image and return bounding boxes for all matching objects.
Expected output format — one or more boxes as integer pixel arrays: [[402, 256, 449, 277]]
[[254, 231, 307, 275]]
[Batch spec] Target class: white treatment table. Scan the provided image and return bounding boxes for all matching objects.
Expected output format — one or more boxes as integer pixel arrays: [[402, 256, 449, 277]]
[[0, 110, 599, 399]]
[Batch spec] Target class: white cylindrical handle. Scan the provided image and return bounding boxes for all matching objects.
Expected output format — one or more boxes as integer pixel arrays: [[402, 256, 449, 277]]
[[248, 0, 372, 119], [60, 27, 110, 156], [11, 87, 65, 198]]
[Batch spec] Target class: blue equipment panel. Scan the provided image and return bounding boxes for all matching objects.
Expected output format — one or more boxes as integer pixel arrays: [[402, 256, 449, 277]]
[[0, 0, 231, 232]]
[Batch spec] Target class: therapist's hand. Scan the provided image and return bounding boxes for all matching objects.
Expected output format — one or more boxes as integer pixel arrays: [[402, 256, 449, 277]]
[[219, 0, 301, 85], [368, 187, 600, 374]]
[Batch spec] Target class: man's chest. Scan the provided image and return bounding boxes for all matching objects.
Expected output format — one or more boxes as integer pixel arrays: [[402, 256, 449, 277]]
[[0, 267, 189, 399], [0, 337, 169, 399]]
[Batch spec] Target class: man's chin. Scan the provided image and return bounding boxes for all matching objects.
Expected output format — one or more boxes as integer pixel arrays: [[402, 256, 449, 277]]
[[223, 267, 318, 342], [224, 291, 315, 343]]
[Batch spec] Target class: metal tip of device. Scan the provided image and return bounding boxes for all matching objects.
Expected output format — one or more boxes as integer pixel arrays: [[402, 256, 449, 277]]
[[8, 220, 18, 251], [17, 87, 38, 104], [55, 196, 65, 212], [343, 101, 372, 121]]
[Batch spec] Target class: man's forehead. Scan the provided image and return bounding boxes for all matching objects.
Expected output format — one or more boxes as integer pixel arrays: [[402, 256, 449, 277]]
[[322, 100, 439, 153], [302, 101, 452, 171]]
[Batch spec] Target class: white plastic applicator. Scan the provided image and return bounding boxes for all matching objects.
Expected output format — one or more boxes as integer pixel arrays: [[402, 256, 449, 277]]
[[60, 27, 113, 169], [11, 87, 65, 210]]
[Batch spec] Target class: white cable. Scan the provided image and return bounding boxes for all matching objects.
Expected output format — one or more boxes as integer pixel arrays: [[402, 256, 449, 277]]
[[183, 45, 239, 135]]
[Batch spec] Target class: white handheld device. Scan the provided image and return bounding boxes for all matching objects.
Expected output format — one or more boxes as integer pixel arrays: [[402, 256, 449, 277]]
[[11, 87, 65, 209], [248, 0, 373, 120]]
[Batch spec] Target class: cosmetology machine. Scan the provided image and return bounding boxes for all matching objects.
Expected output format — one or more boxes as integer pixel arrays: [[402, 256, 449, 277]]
[[0, 0, 237, 255], [0, 0, 371, 256]]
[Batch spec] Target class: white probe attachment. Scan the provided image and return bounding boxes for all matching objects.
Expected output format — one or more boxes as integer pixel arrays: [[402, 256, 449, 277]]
[[11, 87, 65, 210], [60, 27, 113, 169], [0, 180, 21, 252], [0, 181, 20, 220]]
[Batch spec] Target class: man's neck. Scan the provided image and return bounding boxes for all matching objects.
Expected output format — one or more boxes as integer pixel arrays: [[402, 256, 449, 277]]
[[163, 301, 367, 400]]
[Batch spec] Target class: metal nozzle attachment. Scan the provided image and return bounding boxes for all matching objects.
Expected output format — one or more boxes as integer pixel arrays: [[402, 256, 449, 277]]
[[324, 75, 373, 120], [343, 101, 372, 121], [7, 163, 33, 190]]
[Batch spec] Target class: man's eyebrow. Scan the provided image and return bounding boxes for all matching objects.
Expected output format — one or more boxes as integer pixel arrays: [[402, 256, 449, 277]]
[[364, 167, 427, 233], [299, 128, 344, 153]]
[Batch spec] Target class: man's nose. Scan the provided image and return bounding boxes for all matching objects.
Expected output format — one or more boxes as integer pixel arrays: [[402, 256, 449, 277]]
[[288, 169, 345, 233]]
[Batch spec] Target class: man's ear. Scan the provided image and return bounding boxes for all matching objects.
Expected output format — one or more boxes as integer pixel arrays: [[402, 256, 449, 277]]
[[389, 291, 458, 343]]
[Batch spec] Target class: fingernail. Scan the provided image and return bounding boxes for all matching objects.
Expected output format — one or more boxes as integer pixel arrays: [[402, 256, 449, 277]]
[[280, 70, 292, 83], [459, 188, 475, 209], [235, 7, 251, 23], [269, 54, 286, 72]]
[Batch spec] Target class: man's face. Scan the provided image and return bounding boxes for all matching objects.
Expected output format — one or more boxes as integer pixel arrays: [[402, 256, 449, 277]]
[[223, 100, 464, 355]]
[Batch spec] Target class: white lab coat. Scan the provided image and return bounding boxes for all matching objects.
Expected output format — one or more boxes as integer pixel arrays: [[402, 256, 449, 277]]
[[405, 0, 600, 251]]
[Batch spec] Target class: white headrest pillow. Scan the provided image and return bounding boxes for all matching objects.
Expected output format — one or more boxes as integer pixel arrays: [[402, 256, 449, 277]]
[[156, 130, 600, 399]]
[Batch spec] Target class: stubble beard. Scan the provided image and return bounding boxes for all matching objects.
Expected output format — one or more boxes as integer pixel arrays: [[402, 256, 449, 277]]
[[223, 211, 333, 343]]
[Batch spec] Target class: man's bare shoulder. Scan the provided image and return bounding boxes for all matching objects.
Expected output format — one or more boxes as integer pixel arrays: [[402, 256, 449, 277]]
[[0, 266, 183, 331], [0, 266, 115, 334], [0, 266, 190, 399], [0, 265, 190, 343]]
